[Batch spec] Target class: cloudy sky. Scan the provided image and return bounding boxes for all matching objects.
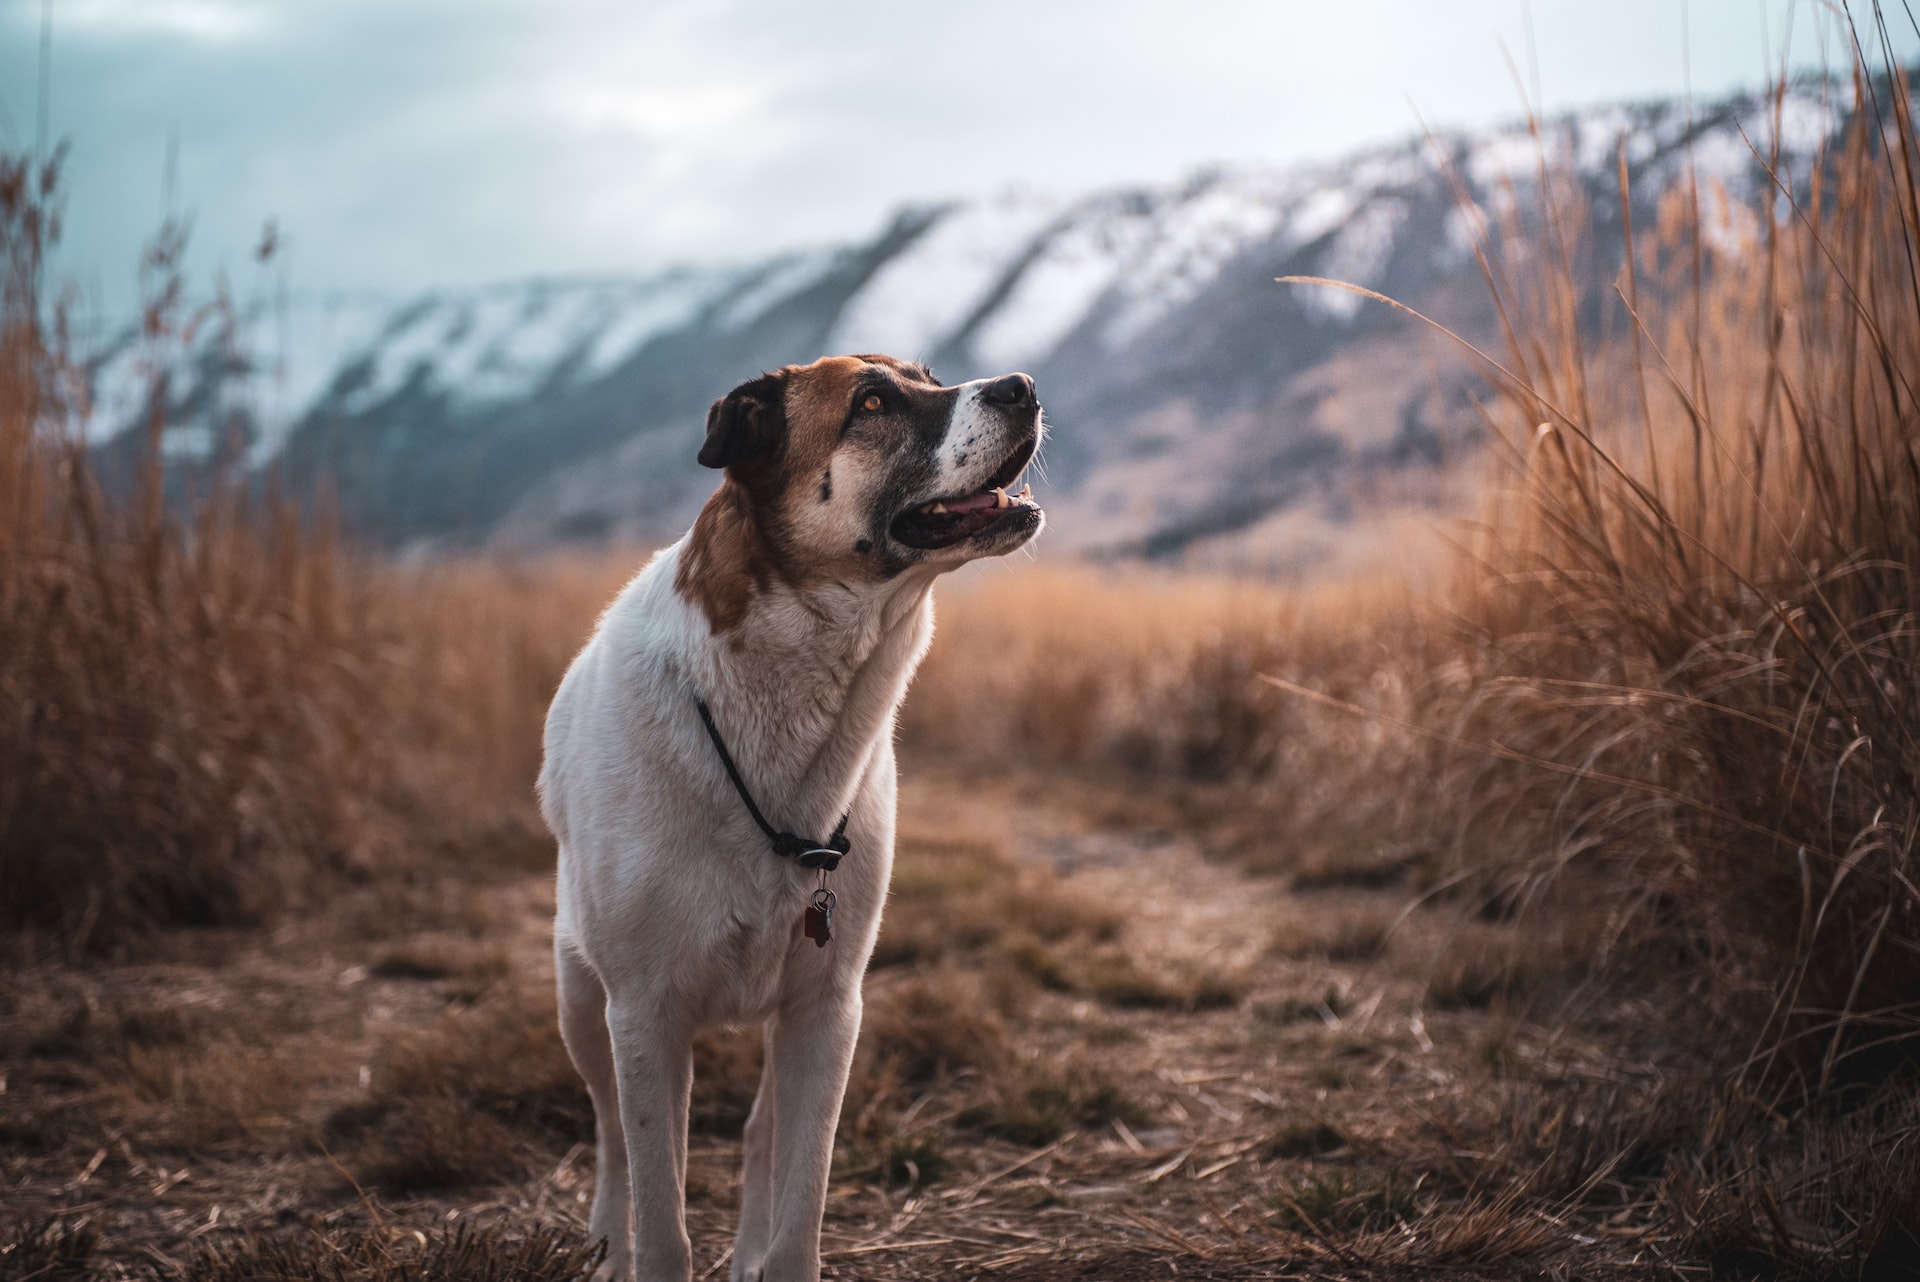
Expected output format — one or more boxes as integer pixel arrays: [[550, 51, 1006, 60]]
[[0, 0, 1902, 312]]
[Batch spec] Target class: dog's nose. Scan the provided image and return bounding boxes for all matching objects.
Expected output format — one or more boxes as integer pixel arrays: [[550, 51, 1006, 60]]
[[982, 373, 1035, 407]]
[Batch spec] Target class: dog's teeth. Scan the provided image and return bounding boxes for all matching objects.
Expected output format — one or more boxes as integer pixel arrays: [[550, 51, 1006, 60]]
[[993, 488, 1008, 508], [1017, 484, 1032, 501], [926, 502, 947, 514]]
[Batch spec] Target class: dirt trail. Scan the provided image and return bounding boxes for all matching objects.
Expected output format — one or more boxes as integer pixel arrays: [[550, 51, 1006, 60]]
[[684, 768, 1512, 1280]]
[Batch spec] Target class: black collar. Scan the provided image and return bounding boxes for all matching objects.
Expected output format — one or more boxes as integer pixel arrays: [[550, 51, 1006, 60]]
[[693, 696, 851, 871]]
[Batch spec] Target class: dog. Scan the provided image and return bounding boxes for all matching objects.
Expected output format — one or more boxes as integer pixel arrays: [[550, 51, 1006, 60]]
[[538, 354, 1044, 1282]]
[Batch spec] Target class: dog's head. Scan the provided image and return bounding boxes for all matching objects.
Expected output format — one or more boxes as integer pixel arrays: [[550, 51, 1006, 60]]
[[678, 355, 1044, 629]]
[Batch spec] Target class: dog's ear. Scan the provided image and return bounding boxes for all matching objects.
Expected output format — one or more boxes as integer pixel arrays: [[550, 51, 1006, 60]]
[[698, 372, 787, 470]]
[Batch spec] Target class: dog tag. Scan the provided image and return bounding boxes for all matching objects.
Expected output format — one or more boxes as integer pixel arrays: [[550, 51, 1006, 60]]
[[804, 889, 836, 948]]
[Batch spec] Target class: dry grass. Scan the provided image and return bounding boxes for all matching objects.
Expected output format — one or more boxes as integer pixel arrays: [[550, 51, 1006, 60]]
[[1031, 944, 1249, 1012], [327, 981, 593, 1192], [6, 1204, 609, 1280], [1268, 903, 1397, 963], [846, 842, 1153, 1166], [6, 26, 1920, 1281], [1307, 44, 1920, 1279], [356, 550, 634, 868], [870, 830, 1121, 970], [0, 972, 352, 1160], [906, 563, 1436, 869], [3, 153, 369, 951], [166, 1224, 604, 1282], [0, 1218, 97, 1282], [0, 150, 631, 959], [1425, 61, 1920, 1090], [2, 302, 375, 960]]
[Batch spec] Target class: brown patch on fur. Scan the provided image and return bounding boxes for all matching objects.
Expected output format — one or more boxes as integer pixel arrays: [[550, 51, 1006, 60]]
[[777, 356, 867, 493], [675, 481, 777, 634], [677, 357, 864, 633]]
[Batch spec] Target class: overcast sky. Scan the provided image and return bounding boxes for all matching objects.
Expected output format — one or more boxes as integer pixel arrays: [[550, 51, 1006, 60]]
[[0, 0, 1906, 313]]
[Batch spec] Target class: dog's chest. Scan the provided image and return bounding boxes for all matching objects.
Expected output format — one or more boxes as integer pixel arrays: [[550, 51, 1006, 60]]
[[684, 878, 816, 1025]]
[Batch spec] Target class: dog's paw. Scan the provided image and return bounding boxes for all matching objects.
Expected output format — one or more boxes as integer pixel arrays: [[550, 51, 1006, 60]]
[[590, 1256, 631, 1282], [728, 1257, 764, 1282]]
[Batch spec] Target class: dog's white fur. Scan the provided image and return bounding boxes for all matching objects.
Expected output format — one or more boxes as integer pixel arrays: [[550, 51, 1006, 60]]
[[540, 360, 1041, 1282]]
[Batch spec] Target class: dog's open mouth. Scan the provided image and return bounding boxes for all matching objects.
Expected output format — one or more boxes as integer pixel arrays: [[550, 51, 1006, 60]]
[[889, 437, 1042, 550]]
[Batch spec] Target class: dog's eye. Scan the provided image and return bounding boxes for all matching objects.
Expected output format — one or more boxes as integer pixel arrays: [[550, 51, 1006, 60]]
[[858, 393, 884, 414]]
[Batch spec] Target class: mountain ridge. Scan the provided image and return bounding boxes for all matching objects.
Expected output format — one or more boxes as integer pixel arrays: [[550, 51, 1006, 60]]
[[80, 79, 1859, 565]]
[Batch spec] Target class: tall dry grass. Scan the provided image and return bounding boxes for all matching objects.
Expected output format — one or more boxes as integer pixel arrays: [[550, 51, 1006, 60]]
[[0, 149, 627, 955], [904, 563, 1440, 875], [1424, 62, 1920, 1095], [909, 566, 1385, 780], [3, 151, 367, 950], [1272, 47, 1920, 1276]]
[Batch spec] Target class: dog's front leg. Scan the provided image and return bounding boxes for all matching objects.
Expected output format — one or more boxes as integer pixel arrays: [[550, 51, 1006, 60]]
[[757, 990, 861, 1282], [729, 1027, 776, 1282], [607, 1001, 696, 1282]]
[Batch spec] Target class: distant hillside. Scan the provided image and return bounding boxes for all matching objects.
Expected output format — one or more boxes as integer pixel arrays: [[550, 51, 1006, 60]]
[[81, 82, 1852, 566]]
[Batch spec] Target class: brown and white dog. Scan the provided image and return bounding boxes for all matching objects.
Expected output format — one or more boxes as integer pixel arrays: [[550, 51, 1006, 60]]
[[539, 355, 1044, 1281]]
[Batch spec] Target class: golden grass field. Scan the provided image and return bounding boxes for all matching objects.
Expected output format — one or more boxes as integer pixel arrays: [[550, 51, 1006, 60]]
[[4, 47, 1920, 1282]]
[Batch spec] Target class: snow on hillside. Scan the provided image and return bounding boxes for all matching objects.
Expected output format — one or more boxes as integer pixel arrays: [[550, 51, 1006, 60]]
[[333, 272, 740, 416], [826, 192, 1076, 359], [81, 270, 744, 463], [1092, 172, 1300, 349], [78, 79, 1852, 501]]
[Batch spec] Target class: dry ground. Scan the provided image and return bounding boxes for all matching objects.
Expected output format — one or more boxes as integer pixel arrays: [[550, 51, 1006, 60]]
[[2, 760, 1661, 1281]]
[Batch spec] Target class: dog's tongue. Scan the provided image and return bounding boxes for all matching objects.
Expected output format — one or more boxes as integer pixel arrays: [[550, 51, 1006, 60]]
[[945, 489, 999, 514]]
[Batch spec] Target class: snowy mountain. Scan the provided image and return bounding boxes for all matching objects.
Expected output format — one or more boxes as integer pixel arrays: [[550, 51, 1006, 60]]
[[80, 82, 1853, 565]]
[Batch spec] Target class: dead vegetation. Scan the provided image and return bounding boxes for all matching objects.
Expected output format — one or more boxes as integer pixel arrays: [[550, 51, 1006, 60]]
[[1423, 58, 1920, 1092], [1, 169, 375, 952], [328, 982, 594, 1192], [4, 17, 1920, 1281], [0, 1219, 607, 1282], [1373, 47, 1920, 1276], [1, 150, 628, 958]]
